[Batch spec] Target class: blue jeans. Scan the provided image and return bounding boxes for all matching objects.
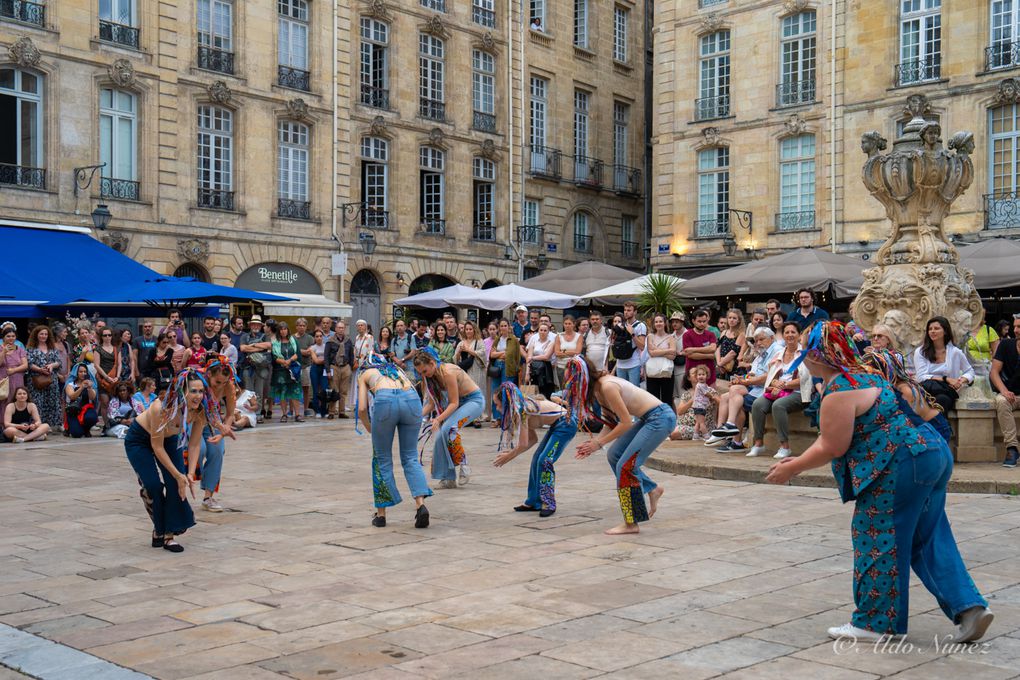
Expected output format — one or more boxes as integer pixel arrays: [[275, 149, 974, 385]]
[[197, 424, 225, 493], [432, 390, 484, 481], [616, 364, 642, 386], [124, 421, 195, 537], [371, 388, 433, 507], [310, 364, 327, 416], [851, 440, 987, 634], [607, 403, 676, 524], [525, 416, 578, 511]]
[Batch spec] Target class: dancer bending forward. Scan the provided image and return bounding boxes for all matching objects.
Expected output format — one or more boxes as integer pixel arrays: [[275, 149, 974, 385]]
[[571, 358, 676, 534], [493, 380, 577, 517]]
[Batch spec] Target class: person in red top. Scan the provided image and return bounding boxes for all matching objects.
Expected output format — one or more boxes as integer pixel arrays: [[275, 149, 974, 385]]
[[681, 309, 718, 385]]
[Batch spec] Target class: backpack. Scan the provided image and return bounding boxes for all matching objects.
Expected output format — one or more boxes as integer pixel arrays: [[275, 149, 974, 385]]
[[611, 324, 635, 361]]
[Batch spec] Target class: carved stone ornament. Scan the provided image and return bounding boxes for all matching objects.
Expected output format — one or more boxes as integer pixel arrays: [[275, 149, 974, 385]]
[[370, 115, 387, 137], [902, 93, 932, 121], [423, 15, 448, 38], [208, 80, 232, 104], [784, 113, 807, 136], [782, 0, 811, 13], [481, 32, 496, 51], [994, 78, 1020, 105], [286, 98, 309, 120], [8, 37, 41, 69], [701, 127, 721, 146], [108, 59, 135, 88], [479, 139, 497, 160], [101, 231, 129, 254], [698, 13, 725, 34], [363, 0, 392, 21], [428, 127, 445, 147], [177, 238, 211, 262]]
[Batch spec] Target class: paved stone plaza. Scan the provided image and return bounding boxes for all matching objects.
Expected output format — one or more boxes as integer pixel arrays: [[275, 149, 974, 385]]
[[1, 422, 1020, 679]]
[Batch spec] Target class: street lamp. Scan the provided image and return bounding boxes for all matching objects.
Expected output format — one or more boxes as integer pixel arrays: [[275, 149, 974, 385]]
[[91, 203, 113, 231], [360, 232, 377, 255], [723, 234, 737, 257]]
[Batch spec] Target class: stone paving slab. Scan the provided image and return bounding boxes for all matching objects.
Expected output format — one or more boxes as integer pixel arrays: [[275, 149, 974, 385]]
[[0, 422, 1019, 679]]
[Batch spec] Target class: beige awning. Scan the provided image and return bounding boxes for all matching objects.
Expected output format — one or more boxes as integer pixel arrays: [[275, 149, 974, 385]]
[[259, 293, 353, 318]]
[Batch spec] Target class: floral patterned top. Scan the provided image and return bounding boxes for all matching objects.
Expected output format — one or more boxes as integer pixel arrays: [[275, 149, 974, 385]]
[[823, 372, 929, 503]]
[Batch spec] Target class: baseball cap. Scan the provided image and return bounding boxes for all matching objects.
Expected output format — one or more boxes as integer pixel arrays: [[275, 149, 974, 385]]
[[670, 311, 685, 321], [515, 305, 528, 312]]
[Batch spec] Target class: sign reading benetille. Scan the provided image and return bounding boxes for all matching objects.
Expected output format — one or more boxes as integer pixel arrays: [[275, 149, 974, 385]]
[[236, 262, 322, 295]]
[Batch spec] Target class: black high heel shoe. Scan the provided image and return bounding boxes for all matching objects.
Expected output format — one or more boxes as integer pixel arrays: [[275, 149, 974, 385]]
[[372, 514, 386, 527], [414, 505, 430, 529]]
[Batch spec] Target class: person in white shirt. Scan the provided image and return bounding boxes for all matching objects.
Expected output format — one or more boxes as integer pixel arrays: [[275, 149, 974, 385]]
[[669, 311, 687, 403], [584, 310, 611, 372], [912, 315, 974, 414], [614, 302, 647, 386]]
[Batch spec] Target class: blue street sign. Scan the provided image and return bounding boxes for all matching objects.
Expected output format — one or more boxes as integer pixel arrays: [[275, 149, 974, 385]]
[[658, 243, 670, 254], [546, 243, 557, 253]]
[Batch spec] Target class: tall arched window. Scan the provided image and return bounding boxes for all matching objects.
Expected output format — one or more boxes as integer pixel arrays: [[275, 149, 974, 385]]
[[472, 157, 495, 241], [360, 17, 389, 108], [361, 136, 388, 228], [778, 11, 816, 107], [573, 211, 592, 253], [988, 104, 1020, 229], [197, 104, 234, 210], [777, 134, 816, 230], [278, 120, 310, 219], [419, 146, 445, 234], [100, 88, 139, 200], [0, 68, 45, 188], [697, 31, 730, 121], [696, 147, 729, 237], [419, 33, 445, 121]]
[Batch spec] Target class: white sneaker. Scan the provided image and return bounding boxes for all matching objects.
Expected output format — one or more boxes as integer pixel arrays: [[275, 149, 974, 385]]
[[458, 463, 471, 485], [773, 447, 793, 459], [201, 497, 223, 513], [956, 606, 994, 643], [438, 479, 457, 489], [826, 623, 891, 642], [746, 445, 768, 458], [704, 434, 731, 446]]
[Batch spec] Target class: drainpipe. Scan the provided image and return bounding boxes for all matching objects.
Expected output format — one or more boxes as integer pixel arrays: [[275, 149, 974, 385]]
[[829, 0, 837, 253], [506, 0, 515, 281], [517, 0, 526, 281], [332, 0, 346, 301]]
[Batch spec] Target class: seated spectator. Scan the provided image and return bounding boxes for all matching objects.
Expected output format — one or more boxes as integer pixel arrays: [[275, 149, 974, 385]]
[[714, 308, 746, 384], [991, 314, 1020, 468], [867, 323, 900, 355], [708, 327, 778, 453], [912, 316, 974, 414], [233, 384, 259, 430], [863, 349, 952, 444], [995, 319, 1011, 341], [3, 387, 51, 443], [746, 322, 811, 459], [107, 381, 137, 426], [965, 319, 999, 364], [670, 364, 719, 441], [64, 363, 99, 438], [132, 377, 157, 414], [769, 311, 787, 350]]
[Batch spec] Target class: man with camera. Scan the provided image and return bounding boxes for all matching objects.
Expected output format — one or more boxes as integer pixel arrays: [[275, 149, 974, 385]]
[[160, 309, 189, 348]]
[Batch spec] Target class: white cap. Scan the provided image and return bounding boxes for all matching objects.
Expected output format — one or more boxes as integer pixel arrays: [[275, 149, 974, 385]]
[[515, 305, 528, 312]]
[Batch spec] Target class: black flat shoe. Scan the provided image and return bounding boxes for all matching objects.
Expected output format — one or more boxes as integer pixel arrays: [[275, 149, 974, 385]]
[[151, 534, 164, 548], [372, 514, 386, 527], [539, 508, 556, 518], [162, 540, 183, 553], [514, 504, 539, 512], [415, 505, 430, 529]]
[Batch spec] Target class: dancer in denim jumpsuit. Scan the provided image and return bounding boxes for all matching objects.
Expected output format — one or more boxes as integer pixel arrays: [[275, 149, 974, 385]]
[[572, 358, 677, 535], [356, 354, 432, 528], [767, 322, 993, 643], [492, 380, 577, 517]]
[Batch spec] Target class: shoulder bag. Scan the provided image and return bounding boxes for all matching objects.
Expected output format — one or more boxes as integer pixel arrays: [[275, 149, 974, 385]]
[[645, 335, 674, 379], [32, 373, 53, 390]]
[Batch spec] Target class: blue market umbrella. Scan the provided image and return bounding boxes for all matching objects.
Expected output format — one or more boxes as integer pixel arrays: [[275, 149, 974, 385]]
[[51, 276, 295, 309]]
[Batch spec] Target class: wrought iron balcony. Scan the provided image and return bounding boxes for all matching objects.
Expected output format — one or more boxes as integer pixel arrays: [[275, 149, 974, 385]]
[[622, 240, 639, 258], [895, 56, 940, 86], [986, 41, 1020, 71], [0, 0, 44, 27], [775, 210, 816, 231], [421, 0, 446, 11], [472, 223, 496, 241], [99, 20, 140, 49], [695, 94, 730, 121], [472, 5, 495, 28], [278, 66, 310, 92], [698, 0, 727, 6], [420, 98, 446, 122], [613, 165, 642, 196], [776, 79, 816, 107], [473, 111, 496, 133], [197, 45, 235, 75], [360, 85, 389, 109], [693, 218, 730, 238], [197, 188, 235, 211], [101, 177, 140, 201], [518, 224, 543, 245], [0, 163, 45, 189], [420, 218, 446, 235], [529, 145, 562, 179], [984, 192, 1020, 230], [362, 207, 389, 229], [573, 155, 604, 188], [573, 233, 593, 253], [278, 198, 311, 220]]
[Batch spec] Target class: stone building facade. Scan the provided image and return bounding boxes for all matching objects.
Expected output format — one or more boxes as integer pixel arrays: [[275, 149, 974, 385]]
[[1, 0, 346, 314], [651, 0, 1020, 279]]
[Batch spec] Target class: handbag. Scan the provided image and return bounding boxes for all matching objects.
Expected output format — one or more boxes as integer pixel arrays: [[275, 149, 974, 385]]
[[289, 360, 301, 383], [456, 351, 475, 372], [32, 373, 53, 390], [99, 373, 117, 393], [487, 360, 502, 379], [646, 356, 674, 379], [0, 376, 8, 401]]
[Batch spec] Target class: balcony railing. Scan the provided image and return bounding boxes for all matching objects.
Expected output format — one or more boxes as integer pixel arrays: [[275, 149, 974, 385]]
[[472, 223, 495, 241], [984, 192, 1020, 230], [895, 55, 940, 86], [421, 0, 446, 11], [622, 240, 638, 258], [361, 207, 389, 229], [278, 198, 311, 220], [573, 233, 593, 253], [0, 0, 44, 27], [775, 210, 816, 231], [986, 41, 1020, 71], [613, 164, 642, 196], [360, 85, 389, 109], [99, 20, 140, 48], [693, 218, 730, 238], [698, 0, 727, 6], [197, 45, 235, 75], [420, 98, 446, 122], [420, 218, 446, 235], [473, 111, 496, 133], [518, 224, 543, 245], [472, 5, 495, 27], [695, 94, 730, 121], [529, 145, 562, 179], [101, 177, 140, 201], [197, 188, 235, 211], [776, 79, 816, 107], [0, 163, 45, 189], [278, 65, 310, 92], [573, 155, 604, 188]]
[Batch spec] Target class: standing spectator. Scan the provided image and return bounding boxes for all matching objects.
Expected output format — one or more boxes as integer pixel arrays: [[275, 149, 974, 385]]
[[613, 302, 647, 386], [160, 308, 187, 347], [745, 308, 767, 337], [746, 322, 811, 459], [198, 316, 219, 351], [669, 311, 687, 401], [375, 325, 394, 360], [51, 323, 70, 388], [218, 333, 238, 368], [765, 299, 781, 317], [553, 315, 584, 388], [578, 317, 590, 336], [682, 309, 718, 385], [96, 327, 118, 434], [527, 309, 541, 336], [644, 313, 677, 405], [456, 321, 488, 427], [790, 288, 829, 330], [407, 320, 431, 386], [320, 316, 336, 342], [488, 318, 520, 423], [227, 316, 246, 351], [770, 311, 788, 350], [293, 318, 315, 416], [133, 321, 157, 382], [114, 328, 137, 385], [530, 16, 543, 31], [511, 307, 528, 339], [272, 321, 303, 422], [715, 309, 747, 383], [240, 316, 272, 422], [995, 318, 1012, 341], [482, 321, 498, 422], [148, 333, 175, 395], [429, 323, 456, 363], [442, 312, 460, 345], [584, 310, 611, 373], [392, 320, 411, 373], [26, 325, 62, 430], [991, 314, 1020, 467], [912, 316, 974, 415], [64, 364, 99, 438], [3, 387, 50, 443], [309, 329, 328, 418], [325, 321, 354, 418], [170, 331, 188, 374], [353, 320, 374, 372], [525, 322, 556, 398], [182, 332, 207, 369]]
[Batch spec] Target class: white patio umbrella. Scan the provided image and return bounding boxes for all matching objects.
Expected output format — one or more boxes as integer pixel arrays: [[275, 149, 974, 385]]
[[583, 273, 687, 305], [393, 283, 479, 308], [442, 283, 579, 311]]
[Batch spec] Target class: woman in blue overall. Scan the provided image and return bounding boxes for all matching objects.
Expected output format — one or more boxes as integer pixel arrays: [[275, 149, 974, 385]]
[[492, 378, 577, 517], [766, 322, 992, 643], [356, 353, 432, 528]]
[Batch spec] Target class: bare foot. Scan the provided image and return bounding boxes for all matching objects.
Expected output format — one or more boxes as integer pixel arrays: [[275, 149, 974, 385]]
[[648, 486, 664, 518], [604, 522, 640, 535]]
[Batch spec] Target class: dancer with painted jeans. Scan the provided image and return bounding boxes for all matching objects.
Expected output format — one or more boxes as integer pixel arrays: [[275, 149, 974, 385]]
[[190, 353, 237, 513], [356, 354, 432, 528], [413, 348, 484, 488], [572, 357, 677, 535], [766, 322, 992, 643], [493, 380, 577, 517]]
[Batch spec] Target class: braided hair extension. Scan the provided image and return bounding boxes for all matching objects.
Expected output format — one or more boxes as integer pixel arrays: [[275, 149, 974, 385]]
[[495, 381, 533, 452], [158, 368, 221, 452], [862, 348, 942, 413]]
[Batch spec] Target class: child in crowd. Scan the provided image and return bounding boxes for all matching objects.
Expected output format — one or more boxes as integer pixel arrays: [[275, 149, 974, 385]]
[[233, 384, 259, 430], [690, 365, 718, 439]]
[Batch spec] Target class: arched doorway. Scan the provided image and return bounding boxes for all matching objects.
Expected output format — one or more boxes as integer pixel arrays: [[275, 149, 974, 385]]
[[407, 274, 457, 323], [174, 262, 209, 282], [351, 269, 381, 333], [482, 279, 501, 289]]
